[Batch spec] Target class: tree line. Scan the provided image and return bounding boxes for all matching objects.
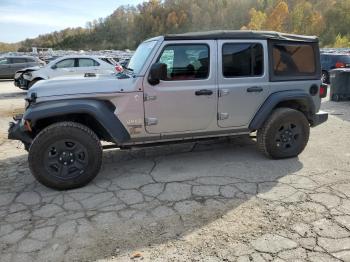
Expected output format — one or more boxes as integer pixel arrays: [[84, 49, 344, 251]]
[[3, 0, 350, 52]]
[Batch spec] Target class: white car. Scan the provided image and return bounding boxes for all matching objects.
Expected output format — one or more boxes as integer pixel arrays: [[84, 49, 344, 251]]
[[14, 55, 117, 90]]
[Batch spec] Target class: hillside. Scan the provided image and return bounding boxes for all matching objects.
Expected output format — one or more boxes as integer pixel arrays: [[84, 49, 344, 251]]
[[3, 0, 350, 52]]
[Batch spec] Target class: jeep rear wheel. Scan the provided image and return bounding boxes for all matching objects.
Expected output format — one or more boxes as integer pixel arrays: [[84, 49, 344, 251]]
[[29, 122, 102, 190], [257, 108, 310, 159]]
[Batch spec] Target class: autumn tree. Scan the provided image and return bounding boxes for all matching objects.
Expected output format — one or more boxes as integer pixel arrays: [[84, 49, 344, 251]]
[[2, 0, 349, 52], [247, 8, 267, 30], [265, 0, 289, 32]]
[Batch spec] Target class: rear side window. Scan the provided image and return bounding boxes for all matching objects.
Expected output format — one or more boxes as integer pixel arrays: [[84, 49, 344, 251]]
[[99, 58, 114, 65], [272, 43, 316, 78], [25, 58, 36, 62], [78, 58, 99, 67], [11, 58, 27, 64], [222, 43, 263, 77], [337, 55, 350, 63]]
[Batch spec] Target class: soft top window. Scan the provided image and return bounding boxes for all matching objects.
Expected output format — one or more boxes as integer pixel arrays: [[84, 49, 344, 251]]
[[271, 42, 319, 81]]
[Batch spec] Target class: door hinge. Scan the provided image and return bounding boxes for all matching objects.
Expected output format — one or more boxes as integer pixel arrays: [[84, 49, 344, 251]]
[[219, 89, 230, 97], [145, 118, 158, 126], [144, 93, 157, 101], [218, 112, 229, 120]]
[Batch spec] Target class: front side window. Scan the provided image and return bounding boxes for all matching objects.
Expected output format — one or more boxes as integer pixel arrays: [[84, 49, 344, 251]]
[[55, 59, 75, 69], [78, 58, 99, 67], [157, 44, 209, 81], [222, 43, 263, 78], [272, 44, 316, 76]]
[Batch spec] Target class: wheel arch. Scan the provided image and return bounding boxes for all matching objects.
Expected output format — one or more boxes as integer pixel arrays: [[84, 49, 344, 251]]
[[249, 90, 316, 131], [24, 99, 130, 144]]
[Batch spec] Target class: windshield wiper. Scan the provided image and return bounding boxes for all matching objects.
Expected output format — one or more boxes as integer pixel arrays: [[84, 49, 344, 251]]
[[124, 67, 134, 72]]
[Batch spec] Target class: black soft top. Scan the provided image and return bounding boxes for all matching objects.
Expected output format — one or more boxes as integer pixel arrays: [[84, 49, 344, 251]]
[[164, 30, 318, 43]]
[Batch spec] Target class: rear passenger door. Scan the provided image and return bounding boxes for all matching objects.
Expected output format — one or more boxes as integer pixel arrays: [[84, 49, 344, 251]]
[[8, 58, 28, 76], [217, 40, 270, 128], [0, 58, 11, 78], [76, 58, 102, 74]]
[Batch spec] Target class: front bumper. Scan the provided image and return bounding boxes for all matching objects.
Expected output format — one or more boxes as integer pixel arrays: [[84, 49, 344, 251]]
[[14, 73, 29, 89], [310, 111, 328, 127], [8, 115, 33, 145]]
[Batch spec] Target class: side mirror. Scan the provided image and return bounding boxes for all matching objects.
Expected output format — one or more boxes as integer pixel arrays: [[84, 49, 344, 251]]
[[51, 64, 57, 70], [148, 63, 167, 85]]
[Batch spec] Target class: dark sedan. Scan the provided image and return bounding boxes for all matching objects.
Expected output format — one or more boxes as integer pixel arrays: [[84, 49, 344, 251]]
[[0, 56, 44, 79], [320, 53, 350, 83]]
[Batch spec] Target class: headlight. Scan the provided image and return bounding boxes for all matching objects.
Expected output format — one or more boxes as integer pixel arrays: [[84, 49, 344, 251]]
[[15, 72, 22, 78], [24, 72, 32, 78]]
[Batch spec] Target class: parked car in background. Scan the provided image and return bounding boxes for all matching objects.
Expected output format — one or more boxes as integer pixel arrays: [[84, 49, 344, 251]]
[[320, 53, 350, 83], [0, 56, 44, 79], [98, 57, 124, 72], [119, 59, 130, 69], [14, 55, 117, 89]]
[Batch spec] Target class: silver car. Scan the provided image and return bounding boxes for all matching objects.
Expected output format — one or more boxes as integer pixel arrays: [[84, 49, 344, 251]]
[[9, 30, 328, 190]]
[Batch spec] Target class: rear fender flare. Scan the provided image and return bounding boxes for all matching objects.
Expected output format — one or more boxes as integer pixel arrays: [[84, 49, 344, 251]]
[[249, 90, 316, 130]]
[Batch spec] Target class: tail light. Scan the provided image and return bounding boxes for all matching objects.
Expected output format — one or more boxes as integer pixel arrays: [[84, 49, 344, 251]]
[[319, 83, 327, 98], [335, 61, 346, 68], [115, 65, 123, 73]]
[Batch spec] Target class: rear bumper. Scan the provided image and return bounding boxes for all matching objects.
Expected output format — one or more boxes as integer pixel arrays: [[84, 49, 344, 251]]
[[8, 115, 33, 145], [310, 111, 328, 127]]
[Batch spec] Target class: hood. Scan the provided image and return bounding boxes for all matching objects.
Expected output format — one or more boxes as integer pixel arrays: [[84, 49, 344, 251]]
[[27, 73, 140, 102], [17, 66, 41, 73]]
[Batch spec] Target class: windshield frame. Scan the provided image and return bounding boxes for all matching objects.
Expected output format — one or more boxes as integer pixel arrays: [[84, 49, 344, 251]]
[[127, 40, 158, 75]]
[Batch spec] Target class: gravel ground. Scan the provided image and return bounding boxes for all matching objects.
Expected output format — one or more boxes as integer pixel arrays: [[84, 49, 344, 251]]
[[0, 80, 350, 262]]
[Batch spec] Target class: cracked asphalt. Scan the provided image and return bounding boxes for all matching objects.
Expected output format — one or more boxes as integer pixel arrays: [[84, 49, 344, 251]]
[[1, 80, 350, 261]]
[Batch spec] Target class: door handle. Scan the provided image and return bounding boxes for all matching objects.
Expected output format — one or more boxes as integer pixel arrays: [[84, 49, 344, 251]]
[[247, 86, 263, 93], [195, 89, 213, 96]]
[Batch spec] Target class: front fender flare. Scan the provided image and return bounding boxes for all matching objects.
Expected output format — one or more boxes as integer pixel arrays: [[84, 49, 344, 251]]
[[24, 99, 130, 144], [249, 90, 316, 131]]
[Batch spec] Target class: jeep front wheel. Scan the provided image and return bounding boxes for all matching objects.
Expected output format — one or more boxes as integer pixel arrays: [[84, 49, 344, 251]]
[[28, 122, 102, 190], [257, 108, 310, 159]]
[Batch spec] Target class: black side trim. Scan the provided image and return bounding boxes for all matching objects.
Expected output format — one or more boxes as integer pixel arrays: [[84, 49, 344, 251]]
[[24, 99, 130, 144], [249, 90, 316, 130]]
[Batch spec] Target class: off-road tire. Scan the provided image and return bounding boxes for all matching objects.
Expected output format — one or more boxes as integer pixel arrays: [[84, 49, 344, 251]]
[[257, 108, 310, 159], [28, 121, 102, 190]]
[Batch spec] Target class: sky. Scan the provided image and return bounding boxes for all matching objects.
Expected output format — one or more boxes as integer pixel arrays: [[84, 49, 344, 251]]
[[0, 0, 144, 43]]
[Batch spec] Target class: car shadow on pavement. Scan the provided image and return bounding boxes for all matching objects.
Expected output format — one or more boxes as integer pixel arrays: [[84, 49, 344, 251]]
[[322, 99, 350, 122], [0, 136, 303, 261]]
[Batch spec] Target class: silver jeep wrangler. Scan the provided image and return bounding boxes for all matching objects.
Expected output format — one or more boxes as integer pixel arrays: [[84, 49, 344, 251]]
[[9, 31, 328, 190]]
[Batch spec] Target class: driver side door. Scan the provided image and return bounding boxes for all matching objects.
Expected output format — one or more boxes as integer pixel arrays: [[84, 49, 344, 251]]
[[143, 41, 217, 134]]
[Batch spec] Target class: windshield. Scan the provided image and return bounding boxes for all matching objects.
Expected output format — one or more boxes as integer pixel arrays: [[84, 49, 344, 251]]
[[127, 40, 157, 74], [338, 55, 350, 63]]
